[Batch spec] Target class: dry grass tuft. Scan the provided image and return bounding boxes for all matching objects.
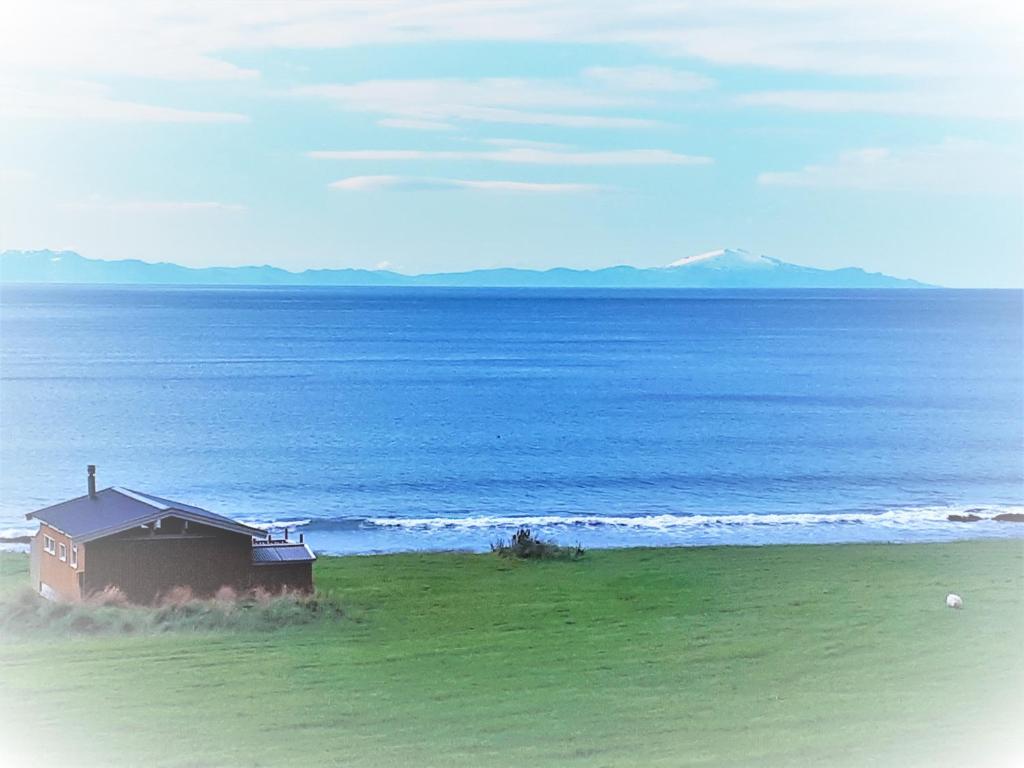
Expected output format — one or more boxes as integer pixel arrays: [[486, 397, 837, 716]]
[[0, 584, 342, 638]]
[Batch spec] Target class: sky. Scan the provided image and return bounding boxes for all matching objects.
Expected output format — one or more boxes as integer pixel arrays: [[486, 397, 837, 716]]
[[0, 1, 1022, 287]]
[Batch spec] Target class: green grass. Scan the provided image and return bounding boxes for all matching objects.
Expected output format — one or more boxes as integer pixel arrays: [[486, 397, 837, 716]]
[[1, 540, 1021, 767]]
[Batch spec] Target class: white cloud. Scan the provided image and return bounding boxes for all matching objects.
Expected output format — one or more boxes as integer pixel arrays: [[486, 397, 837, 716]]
[[447, 109, 654, 129], [5, 2, 1018, 84], [757, 139, 1022, 194], [378, 118, 455, 131], [458, 179, 604, 193], [329, 176, 410, 192], [68, 199, 247, 212], [294, 77, 663, 129], [0, 3, 259, 81], [0, 81, 248, 123], [482, 139, 573, 150], [0, 168, 35, 183], [329, 176, 603, 193], [582, 66, 713, 92], [623, 1, 1022, 81], [309, 148, 711, 165], [737, 89, 1023, 121], [4, 2, 1018, 124]]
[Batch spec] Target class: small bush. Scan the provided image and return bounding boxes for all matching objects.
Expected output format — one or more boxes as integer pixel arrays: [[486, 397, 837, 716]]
[[491, 527, 584, 561]]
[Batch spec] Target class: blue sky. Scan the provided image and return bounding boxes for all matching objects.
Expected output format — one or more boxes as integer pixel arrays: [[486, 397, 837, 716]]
[[1, 1, 1022, 287]]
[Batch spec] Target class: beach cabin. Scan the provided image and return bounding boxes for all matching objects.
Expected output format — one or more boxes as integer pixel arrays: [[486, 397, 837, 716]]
[[26, 466, 315, 603]]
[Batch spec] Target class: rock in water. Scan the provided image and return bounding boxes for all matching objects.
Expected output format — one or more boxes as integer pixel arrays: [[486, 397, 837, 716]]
[[946, 593, 963, 609], [947, 514, 982, 522], [993, 513, 1024, 523]]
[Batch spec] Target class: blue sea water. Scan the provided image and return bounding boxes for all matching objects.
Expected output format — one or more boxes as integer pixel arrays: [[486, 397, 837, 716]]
[[1, 285, 1021, 553]]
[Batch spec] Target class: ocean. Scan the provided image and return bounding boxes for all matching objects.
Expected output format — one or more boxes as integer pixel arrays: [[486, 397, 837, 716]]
[[1, 285, 1021, 553]]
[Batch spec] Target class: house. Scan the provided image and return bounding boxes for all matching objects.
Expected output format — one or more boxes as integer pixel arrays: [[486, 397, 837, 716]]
[[26, 466, 315, 603]]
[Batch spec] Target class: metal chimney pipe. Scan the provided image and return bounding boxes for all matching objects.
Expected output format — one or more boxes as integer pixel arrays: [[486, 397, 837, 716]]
[[87, 465, 97, 498]]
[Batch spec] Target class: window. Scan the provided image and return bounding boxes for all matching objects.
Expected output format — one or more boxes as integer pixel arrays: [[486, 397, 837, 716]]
[[70, 545, 78, 569], [43, 534, 56, 555], [59, 543, 67, 562]]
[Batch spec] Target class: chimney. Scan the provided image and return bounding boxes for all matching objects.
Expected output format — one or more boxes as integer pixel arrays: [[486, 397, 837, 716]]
[[87, 465, 97, 498]]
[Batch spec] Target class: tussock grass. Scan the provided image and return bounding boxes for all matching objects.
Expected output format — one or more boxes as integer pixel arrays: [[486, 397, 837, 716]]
[[0, 584, 342, 637]]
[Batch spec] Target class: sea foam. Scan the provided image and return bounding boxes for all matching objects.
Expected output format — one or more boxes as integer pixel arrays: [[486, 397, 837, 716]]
[[361, 505, 1024, 532]]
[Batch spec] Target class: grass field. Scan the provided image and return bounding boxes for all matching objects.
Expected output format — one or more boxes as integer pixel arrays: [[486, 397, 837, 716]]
[[1, 540, 1021, 767]]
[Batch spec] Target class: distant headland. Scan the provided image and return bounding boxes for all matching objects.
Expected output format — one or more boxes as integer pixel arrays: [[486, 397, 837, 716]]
[[0, 248, 934, 288]]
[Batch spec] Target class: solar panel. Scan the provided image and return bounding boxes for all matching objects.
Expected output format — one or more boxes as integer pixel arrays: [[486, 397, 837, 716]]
[[251, 543, 315, 564]]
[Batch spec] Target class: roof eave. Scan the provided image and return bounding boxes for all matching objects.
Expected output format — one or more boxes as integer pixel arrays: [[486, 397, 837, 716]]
[[25, 488, 111, 521]]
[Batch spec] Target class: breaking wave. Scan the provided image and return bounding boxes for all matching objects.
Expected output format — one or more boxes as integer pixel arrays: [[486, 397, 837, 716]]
[[361, 505, 1024, 532], [239, 518, 312, 531]]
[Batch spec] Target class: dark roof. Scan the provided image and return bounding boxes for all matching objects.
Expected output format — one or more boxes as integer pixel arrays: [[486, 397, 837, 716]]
[[251, 542, 316, 565], [26, 487, 266, 543]]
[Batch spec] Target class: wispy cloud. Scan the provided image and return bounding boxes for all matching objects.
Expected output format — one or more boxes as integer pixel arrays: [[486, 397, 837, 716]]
[[0, 3, 259, 81], [329, 176, 604, 193], [5, 2, 1017, 85], [456, 179, 604, 193], [757, 139, 1021, 194], [0, 168, 35, 183], [0, 81, 248, 123], [3, 3, 1016, 128], [378, 117, 455, 131], [622, 1, 1022, 82], [737, 89, 1022, 121], [310, 148, 711, 166], [481, 139, 573, 150], [295, 77, 663, 129], [67, 199, 247, 212], [582, 66, 713, 92]]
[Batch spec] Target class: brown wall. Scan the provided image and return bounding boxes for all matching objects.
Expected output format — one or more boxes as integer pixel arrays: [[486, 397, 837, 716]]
[[250, 563, 313, 593], [83, 524, 252, 603], [34, 525, 83, 602], [32, 518, 313, 603]]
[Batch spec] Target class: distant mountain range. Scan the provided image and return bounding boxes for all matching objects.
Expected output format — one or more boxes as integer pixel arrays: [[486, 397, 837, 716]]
[[0, 249, 933, 288]]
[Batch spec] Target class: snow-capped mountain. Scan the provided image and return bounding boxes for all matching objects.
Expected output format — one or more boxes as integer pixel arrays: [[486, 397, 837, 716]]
[[666, 248, 777, 270], [657, 248, 930, 287]]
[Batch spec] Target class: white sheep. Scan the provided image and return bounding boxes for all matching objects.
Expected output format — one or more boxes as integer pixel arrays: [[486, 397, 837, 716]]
[[946, 593, 963, 609]]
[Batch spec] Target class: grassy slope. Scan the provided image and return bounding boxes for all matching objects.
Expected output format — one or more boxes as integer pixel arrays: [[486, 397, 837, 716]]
[[0, 540, 1021, 767]]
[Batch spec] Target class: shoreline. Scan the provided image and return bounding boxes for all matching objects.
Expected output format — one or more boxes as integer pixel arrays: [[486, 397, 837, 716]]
[[3, 532, 1023, 558], [277, 514, 1024, 556]]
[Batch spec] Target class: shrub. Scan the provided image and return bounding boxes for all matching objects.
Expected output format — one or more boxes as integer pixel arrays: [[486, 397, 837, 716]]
[[491, 527, 584, 561]]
